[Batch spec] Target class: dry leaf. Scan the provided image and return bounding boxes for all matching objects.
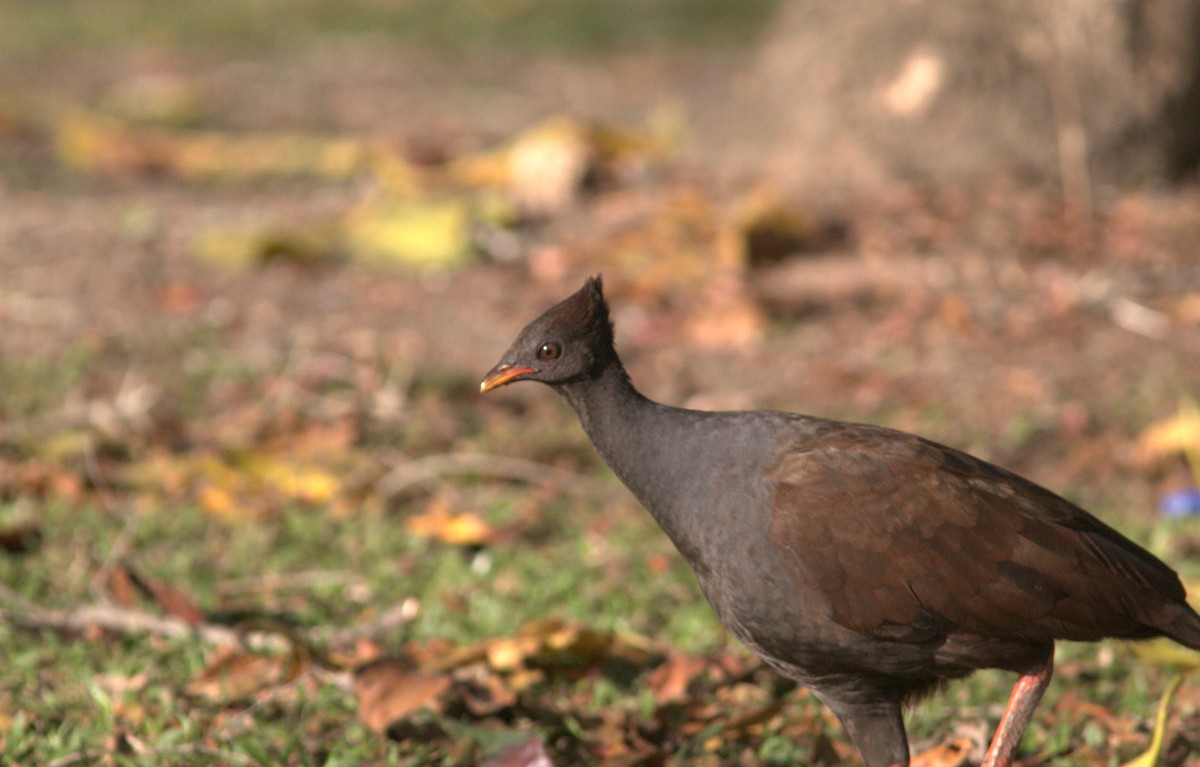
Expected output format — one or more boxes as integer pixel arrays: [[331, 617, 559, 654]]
[[257, 460, 341, 504], [186, 648, 304, 703], [1135, 400, 1200, 476], [911, 738, 973, 767], [458, 667, 518, 716], [486, 634, 544, 672], [58, 111, 371, 180], [106, 564, 140, 607], [353, 658, 451, 734], [481, 620, 659, 676], [192, 225, 342, 270], [730, 184, 823, 267], [405, 500, 495, 547], [647, 652, 708, 704], [107, 561, 206, 625], [343, 198, 474, 269], [197, 484, 239, 520], [143, 581, 206, 627]]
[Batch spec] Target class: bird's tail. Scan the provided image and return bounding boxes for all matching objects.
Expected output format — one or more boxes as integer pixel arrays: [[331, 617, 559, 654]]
[[1162, 604, 1200, 651]]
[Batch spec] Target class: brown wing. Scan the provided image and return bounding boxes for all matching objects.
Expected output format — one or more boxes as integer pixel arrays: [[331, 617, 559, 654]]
[[766, 424, 1186, 645]]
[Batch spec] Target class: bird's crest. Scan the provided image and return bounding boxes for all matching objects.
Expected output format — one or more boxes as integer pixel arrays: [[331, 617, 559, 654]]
[[540, 275, 612, 344]]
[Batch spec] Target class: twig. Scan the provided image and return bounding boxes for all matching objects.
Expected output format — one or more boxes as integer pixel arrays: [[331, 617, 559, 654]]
[[216, 568, 367, 596], [376, 452, 585, 499], [0, 583, 415, 650], [0, 582, 246, 648], [309, 597, 420, 646]]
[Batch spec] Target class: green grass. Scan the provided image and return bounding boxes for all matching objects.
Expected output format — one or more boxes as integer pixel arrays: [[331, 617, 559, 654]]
[[1, 322, 1195, 764], [1, 325, 1196, 764], [3, 461, 1195, 764], [0, 0, 779, 64]]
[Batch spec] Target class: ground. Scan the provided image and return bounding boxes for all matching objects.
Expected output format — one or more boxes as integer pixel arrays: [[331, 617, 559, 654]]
[[1, 3, 1199, 766]]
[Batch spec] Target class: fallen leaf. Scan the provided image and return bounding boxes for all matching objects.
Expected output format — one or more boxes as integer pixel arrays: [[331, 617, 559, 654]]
[[343, 198, 473, 270], [192, 225, 342, 270], [197, 484, 239, 520], [186, 647, 305, 703], [717, 698, 784, 736], [449, 116, 593, 219], [457, 666, 518, 716], [106, 564, 140, 607], [485, 634, 544, 672], [1136, 400, 1200, 483], [1122, 674, 1185, 767], [731, 184, 824, 267], [405, 500, 495, 547], [646, 652, 708, 704], [144, 581, 206, 627], [353, 658, 451, 734], [58, 111, 372, 180], [911, 738, 973, 767], [478, 738, 556, 767], [258, 460, 341, 505], [104, 561, 205, 625], [504, 117, 593, 218]]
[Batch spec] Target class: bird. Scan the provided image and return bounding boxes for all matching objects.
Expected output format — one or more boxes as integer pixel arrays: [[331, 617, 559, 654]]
[[480, 276, 1200, 767]]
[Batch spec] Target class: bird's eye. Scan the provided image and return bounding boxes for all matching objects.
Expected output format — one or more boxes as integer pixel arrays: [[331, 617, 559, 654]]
[[537, 342, 561, 361]]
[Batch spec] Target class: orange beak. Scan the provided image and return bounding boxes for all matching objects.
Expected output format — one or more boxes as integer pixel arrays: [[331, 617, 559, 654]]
[[479, 363, 536, 393]]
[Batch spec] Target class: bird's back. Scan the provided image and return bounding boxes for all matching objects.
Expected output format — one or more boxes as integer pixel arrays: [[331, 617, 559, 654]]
[[759, 418, 1200, 677]]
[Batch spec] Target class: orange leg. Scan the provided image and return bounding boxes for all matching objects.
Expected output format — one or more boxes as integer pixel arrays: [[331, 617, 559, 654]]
[[981, 652, 1054, 767]]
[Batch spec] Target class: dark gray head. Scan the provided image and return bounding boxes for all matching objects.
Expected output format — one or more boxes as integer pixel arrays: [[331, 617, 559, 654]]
[[480, 276, 617, 392]]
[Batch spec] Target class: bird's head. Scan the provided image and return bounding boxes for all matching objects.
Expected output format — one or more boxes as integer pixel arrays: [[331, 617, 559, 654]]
[[480, 275, 616, 392]]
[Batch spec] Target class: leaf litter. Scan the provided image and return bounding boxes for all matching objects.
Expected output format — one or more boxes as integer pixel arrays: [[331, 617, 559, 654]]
[[3, 75, 1200, 765]]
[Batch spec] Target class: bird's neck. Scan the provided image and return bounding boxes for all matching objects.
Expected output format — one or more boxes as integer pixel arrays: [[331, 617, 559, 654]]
[[556, 362, 685, 513]]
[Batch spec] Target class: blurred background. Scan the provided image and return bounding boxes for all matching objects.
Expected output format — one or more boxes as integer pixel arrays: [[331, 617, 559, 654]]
[[1, 1, 1199, 765]]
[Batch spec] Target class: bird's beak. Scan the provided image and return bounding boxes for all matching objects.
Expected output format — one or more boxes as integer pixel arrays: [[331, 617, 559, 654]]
[[480, 363, 536, 393]]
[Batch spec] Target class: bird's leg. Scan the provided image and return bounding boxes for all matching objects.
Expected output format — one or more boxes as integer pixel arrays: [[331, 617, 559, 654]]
[[980, 651, 1054, 767]]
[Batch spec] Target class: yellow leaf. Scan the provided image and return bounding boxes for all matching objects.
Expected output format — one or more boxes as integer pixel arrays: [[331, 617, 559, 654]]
[[58, 111, 371, 180], [1121, 674, 1185, 767], [440, 513, 494, 545], [342, 198, 473, 269], [1137, 399, 1200, 459], [486, 635, 542, 672], [198, 485, 238, 520], [259, 462, 340, 504], [192, 226, 341, 270], [404, 503, 494, 546], [32, 430, 92, 461]]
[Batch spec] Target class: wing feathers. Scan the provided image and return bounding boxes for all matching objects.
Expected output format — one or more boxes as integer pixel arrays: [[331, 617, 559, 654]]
[[768, 425, 1187, 646]]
